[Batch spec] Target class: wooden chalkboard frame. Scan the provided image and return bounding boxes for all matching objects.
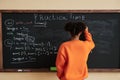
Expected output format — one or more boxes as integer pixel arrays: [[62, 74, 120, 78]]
[[0, 10, 120, 72]]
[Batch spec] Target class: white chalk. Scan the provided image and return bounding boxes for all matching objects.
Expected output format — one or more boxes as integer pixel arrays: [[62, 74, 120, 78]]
[[17, 69, 23, 72]]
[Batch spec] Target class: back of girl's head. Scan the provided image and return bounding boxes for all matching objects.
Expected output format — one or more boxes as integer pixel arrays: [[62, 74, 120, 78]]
[[64, 22, 86, 37]]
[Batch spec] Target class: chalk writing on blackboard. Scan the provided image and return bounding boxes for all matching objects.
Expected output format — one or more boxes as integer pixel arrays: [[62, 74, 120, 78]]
[[4, 19, 14, 26], [34, 13, 86, 27], [2, 12, 120, 69], [4, 39, 13, 48]]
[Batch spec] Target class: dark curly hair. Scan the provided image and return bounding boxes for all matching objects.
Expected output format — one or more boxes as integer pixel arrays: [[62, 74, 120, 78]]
[[64, 22, 86, 41]]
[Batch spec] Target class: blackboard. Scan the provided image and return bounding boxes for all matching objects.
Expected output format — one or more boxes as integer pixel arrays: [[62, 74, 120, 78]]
[[1, 10, 120, 70]]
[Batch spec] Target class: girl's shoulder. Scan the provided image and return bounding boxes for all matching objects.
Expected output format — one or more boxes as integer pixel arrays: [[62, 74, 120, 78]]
[[60, 41, 73, 48]]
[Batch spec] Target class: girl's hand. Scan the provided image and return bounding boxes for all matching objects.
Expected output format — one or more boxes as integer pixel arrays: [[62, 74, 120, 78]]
[[85, 27, 88, 31]]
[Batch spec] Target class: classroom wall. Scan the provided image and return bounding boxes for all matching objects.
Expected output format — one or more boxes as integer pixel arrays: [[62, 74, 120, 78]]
[[0, 0, 120, 10], [0, 0, 120, 80]]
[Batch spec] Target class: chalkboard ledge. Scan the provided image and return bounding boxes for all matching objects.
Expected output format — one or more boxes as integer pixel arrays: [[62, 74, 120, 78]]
[[0, 68, 50, 72], [0, 69, 120, 72], [88, 69, 120, 72]]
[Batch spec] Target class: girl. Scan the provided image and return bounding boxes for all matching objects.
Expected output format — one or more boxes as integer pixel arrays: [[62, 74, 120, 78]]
[[56, 22, 95, 80]]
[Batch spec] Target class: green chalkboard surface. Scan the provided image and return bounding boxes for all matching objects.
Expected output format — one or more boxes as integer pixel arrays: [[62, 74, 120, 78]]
[[1, 10, 120, 69]]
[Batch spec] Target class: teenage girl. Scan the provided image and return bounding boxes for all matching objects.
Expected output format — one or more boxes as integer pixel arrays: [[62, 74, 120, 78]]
[[56, 22, 95, 80]]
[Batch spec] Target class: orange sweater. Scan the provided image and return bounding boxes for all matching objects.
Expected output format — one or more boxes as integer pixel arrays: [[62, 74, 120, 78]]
[[56, 29, 95, 80]]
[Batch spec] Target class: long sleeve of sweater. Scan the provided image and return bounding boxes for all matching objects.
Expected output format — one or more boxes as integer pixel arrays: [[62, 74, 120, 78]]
[[84, 28, 95, 49], [56, 45, 66, 79]]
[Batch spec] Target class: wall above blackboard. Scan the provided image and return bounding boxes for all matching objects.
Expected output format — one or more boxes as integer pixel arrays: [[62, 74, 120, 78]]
[[0, 10, 120, 71]]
